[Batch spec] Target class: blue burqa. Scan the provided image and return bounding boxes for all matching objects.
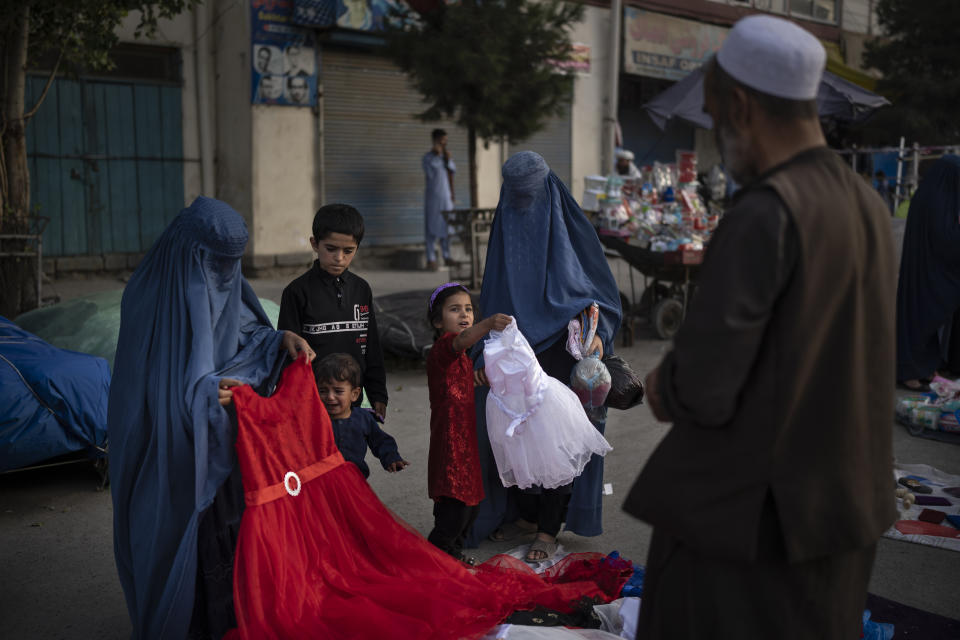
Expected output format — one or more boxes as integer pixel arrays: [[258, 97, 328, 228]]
[[469, 151, 621, 542], [109, 197, 284, 640], [896, 155, 960, 381]]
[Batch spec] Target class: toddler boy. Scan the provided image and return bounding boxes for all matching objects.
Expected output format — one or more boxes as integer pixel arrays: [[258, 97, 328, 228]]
[[315, 353, 408, 478]]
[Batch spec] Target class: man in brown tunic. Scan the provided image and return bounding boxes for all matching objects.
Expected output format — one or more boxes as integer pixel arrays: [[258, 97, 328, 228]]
[[623, 15, 897, 639]]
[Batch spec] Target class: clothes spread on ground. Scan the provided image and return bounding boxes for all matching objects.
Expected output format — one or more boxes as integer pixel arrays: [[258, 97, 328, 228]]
[[109, 197, 285, 640], [225, 359, 630, 640], [895, 155, 960, 381], [278, 263, 387, 406], [428, 331, 484, 505], [330, 409, 402, 479], [423, 151, 455, 239], [484, 320, 611, 491]]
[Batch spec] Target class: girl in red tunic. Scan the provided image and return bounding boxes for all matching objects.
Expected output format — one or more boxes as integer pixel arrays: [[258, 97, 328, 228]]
[[426, 283, 511, 562]]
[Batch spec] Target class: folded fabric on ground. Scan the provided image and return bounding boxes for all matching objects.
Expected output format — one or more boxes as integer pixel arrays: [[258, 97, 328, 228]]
[[481, 624, 621, 640], [884, 463, 960, 552], [0, 316, 109, 471], [480, 626, 626, 640]]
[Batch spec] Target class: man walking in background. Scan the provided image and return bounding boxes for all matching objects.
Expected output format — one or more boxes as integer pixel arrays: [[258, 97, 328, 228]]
[[423, 129, 456, 271]]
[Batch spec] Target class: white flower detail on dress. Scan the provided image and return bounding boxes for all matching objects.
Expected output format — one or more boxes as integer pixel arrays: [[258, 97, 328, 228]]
[[284, 471, 302, 497]]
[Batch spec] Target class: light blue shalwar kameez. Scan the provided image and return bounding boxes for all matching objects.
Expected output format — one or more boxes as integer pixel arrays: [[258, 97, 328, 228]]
[[422, 151, 456, 263]]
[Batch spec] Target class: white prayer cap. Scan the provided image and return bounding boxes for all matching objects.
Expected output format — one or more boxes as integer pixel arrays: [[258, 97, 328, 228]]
[[717, 15, 826, 101], [615, 149, 634, 161]]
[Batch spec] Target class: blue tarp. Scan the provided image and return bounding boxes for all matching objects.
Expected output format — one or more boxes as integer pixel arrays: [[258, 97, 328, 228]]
[[0, 316, 109, 471]]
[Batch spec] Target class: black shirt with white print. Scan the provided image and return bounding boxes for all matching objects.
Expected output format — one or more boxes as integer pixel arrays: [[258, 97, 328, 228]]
[[278, 262, 387, 406]]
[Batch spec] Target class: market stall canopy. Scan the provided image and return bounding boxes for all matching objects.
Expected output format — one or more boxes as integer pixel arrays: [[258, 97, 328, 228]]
[[644, 66, 890, 131]]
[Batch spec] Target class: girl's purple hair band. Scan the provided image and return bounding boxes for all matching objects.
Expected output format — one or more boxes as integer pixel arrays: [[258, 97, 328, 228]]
[[429, 282, 469, 311]]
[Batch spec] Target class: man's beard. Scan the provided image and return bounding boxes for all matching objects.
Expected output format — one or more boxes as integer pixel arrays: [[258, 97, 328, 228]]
[[716, 122, 754, 185]]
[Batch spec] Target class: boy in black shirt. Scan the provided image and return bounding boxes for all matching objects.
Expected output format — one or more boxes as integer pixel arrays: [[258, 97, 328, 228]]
[[279, 204, 388, 420]]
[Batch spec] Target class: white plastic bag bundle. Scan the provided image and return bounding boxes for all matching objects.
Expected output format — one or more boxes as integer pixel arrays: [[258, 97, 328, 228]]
[[566, 303, 611, 409]]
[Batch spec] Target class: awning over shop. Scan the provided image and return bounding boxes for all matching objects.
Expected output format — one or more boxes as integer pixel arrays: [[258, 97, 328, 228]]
[[822, 41, 880, 93], [644, 66, 890, 130]]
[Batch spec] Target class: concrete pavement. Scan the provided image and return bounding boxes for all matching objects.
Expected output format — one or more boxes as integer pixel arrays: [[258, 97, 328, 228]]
[[2, 259, 959, 638]]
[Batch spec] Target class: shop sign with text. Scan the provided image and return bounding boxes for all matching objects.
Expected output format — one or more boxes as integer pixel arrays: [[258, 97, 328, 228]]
[[623, 8, 727, 81]]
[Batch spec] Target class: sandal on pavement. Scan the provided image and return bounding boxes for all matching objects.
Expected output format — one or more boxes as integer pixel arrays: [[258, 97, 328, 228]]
[[524, 537, 558, 563], [489, 520, 537, 542]]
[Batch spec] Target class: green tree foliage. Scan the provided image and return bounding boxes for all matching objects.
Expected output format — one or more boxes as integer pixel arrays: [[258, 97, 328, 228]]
[[385, 0, 584, 205], [0, 1, 197, 315], [862, 0, 960, 144]]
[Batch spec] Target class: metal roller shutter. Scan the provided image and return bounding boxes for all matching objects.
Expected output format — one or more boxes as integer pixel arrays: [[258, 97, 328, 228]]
[[510, 103, 572, 189], [322, 48, 470, 246]]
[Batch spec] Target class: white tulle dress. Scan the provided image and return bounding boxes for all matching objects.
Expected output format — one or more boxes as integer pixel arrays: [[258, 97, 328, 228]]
[[484, 319, 612, 490]]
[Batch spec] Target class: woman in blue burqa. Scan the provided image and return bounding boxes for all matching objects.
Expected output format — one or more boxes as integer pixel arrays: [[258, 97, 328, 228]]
[[896, 155, 960, 390], [108, 197, 314, 640], [468, 151, 621, 562]]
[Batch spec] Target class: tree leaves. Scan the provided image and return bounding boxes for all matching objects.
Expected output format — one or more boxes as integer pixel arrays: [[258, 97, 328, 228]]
[[0, 0, 199, 74], [383, 0, 583, 145], [862, 0, 960, 144]]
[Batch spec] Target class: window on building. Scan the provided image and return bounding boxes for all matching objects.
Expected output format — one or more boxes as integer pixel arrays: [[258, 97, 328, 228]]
[[707, 0, 840, 22], [754, 0, 787, 13], [789, 0, 838, 23], [706, 0, 783, 10]]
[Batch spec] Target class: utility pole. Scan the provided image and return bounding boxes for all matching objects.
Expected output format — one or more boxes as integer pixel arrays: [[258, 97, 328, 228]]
[[603, 0, 622, 175]]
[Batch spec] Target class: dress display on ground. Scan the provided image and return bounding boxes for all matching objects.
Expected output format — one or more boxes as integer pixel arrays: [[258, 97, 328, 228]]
[[226, 358, 628, 639], [484, 321, 612, 490]]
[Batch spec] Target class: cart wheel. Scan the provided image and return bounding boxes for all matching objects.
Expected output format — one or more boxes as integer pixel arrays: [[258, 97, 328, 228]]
[[652, 299, 684, 340]]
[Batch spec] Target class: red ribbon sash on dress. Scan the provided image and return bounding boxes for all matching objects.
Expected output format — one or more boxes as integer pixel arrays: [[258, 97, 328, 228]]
[[245, 451, 347, 506]]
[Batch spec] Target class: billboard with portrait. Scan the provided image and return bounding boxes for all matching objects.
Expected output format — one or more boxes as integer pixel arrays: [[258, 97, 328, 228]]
[[251, 0, 318, 106]]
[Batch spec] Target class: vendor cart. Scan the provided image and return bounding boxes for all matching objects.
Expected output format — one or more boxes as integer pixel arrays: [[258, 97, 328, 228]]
[[445, 208, 496, 289], [598, 233, 703, 342]]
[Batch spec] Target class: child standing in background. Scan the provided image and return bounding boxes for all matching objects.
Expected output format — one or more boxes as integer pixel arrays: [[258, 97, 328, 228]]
[[425, 283, 510, 562], [315, 353, 408, 479], [279, 204, 388, 420]]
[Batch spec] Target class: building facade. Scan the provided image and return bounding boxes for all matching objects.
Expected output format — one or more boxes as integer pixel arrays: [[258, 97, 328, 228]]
[[27, 0, 879, 273]]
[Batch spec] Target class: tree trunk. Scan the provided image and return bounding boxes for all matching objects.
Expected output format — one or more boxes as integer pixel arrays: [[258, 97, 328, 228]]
[[467, 125, 478, 208], [2, 3, 31, 223], [0, 4, 38, 317]]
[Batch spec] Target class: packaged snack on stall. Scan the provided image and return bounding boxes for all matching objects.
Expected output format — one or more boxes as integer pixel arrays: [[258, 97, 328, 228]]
[[676, 150, 698, 184], [640, 183, 656, 203], [652, 162, 674, 196], [605, 175, 625, 199], [680, 188, 706, 215]]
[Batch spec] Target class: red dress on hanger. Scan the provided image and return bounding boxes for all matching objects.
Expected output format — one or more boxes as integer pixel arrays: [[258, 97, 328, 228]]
[[225, 359, 628, 640]]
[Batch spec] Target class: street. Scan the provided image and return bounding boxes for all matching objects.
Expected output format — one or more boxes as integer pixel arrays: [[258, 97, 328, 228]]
[[2, 268, 959, 638]]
